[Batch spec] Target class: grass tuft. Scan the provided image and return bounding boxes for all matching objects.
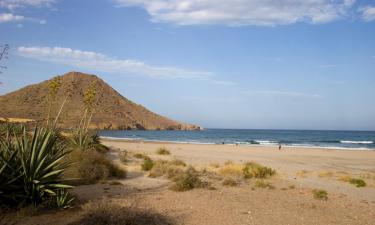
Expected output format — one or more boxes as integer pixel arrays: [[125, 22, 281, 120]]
[[349, 178, 366, 187], [312, 189, 328, 200], [254, 180, 275, 189], [156, 147, 170, 155]]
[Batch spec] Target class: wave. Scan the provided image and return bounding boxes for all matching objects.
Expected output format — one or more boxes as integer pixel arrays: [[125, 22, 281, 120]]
[[340, 140, 374, 144]]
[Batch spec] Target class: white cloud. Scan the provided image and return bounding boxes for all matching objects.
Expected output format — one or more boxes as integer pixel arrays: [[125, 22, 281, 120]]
[[114, 0, 355, 26], [0, 13, 46, 24], [248, 90, 322, 99], [359, 6, 375, 22], [17, 46, 213, 79], [0, 13, 24, 23], [0, 0, 55, 10]]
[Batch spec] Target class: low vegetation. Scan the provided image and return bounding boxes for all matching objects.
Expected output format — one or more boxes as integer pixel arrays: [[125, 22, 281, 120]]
[[0, 126, 72, 208], [141, 157, 155, 171], [312, 189, 328, 200], [64, 149, 125, 184], [133, 153, 149, 159], [339, 176, 367, 187], [222, 178, 238, 187], [214, 161, 276, 180], [349, 178, 366, 187], [254, 180, 275, 189], [156, 147, 171, 155], [70, 201, 174, 225], [170, 167, 207, 192], [119, 150, 128, 164]]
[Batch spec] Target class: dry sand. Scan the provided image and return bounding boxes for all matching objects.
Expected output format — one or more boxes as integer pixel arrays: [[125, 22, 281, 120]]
[[10, 140, 375, 225]]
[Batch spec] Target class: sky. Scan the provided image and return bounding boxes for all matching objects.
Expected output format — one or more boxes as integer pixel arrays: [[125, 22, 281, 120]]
[[0, 0, 375, 131]]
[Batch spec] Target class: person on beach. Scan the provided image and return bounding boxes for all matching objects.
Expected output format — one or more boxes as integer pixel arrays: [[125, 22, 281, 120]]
[[278, 144, 282, 150]]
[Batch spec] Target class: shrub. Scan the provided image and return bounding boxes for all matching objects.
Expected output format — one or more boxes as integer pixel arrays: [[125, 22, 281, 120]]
[[170, 167, 206, 192], [0, 126, 72, 207], [156, 147, 170, 155], [141, 158, 154, 171], [70, 201, 173, 225], [65, 150, 126, 184], [148, 160, 185, 178], [217, 164, 243, 178], [349, 178, 366, 187], [254, 180, 275, 189], [312, 189, 328, 200], [222, 178, 238, 187], [133, 153, 149, 159], [242, 162, 276, 179], [119, 150, 128, 164]]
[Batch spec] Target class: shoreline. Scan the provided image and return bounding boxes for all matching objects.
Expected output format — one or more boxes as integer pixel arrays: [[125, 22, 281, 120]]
[[100, 136, 375, 151]]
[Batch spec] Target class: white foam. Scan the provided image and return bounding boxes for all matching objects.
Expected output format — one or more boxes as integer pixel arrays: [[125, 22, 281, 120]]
[[340, 140, 373, 144]]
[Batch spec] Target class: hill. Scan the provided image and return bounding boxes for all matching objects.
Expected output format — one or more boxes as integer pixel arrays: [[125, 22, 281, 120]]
[[0, 71, 200, 130]]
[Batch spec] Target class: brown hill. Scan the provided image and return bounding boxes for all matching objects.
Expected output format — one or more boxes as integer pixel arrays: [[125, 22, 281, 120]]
[[0, 71, 200, 130]]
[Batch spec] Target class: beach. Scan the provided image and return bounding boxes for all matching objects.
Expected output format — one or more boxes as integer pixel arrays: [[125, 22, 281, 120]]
[[10, 137, 375, 225]]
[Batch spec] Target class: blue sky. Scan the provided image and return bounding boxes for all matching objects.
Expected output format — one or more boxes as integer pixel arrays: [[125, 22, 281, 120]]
[[0, 0, 375, 130]]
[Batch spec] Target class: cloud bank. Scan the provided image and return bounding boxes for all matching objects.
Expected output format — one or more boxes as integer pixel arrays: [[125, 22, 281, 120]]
[[115, 0, 355, 26], [359, 6, 375, 22], [0, 0, 55, 10], [17, 46, 213, 79]]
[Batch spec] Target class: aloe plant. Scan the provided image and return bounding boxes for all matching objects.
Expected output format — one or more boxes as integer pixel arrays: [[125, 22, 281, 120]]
[[0, 126, 73, 206]]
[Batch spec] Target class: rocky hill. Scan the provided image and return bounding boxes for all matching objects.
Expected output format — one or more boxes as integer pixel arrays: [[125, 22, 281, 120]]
[[0, 71, 200, 130]]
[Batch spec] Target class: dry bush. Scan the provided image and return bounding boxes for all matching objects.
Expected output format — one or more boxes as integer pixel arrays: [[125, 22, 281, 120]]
[[217, 164, 243, 178], [222, 178, 238, 187], [64, 150, 126, 184], [149, 160, 186, 179], [254, 180, 275, 189], [170, 167, 207, 192], [119, 150, 128, 164], [156, 147, 170, 155], [69, 201, 173, 225], [318, 171, 334, 178], [242, 162, 276, 179], [133, 153, 149, 159]]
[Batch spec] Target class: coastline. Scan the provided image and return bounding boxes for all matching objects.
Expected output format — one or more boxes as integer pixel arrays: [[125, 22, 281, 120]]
[[100, 136, 375, 151]]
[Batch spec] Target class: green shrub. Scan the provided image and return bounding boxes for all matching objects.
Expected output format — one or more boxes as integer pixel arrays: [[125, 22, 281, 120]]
[[0, 126, 72, 207], [156, 148, 170, 155], [349, 178, 366, 187], [242, 162, 276, 179], [141, 158, 154, 171], [312, 189, 328, 200], [170, 167, 206, 192]]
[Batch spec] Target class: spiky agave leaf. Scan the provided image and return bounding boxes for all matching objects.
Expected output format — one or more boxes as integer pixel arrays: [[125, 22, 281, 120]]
[[16, 126, 73, 203]]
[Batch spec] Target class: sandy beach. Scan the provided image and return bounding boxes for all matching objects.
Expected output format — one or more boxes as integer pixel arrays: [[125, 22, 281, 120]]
[[8, 138, 375, 225]]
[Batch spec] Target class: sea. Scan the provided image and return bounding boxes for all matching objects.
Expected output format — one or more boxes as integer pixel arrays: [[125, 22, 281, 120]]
[[98, 129, 375, 150]]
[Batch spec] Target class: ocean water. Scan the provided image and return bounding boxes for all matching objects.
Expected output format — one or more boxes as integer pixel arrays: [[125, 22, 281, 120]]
[[98, 129, 375, 150]]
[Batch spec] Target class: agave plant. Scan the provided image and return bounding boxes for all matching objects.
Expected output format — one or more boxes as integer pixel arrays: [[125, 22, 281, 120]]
[[70, 130, 108, 152], [54, 188, 75, 209], [0, 126, 73, 206]]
